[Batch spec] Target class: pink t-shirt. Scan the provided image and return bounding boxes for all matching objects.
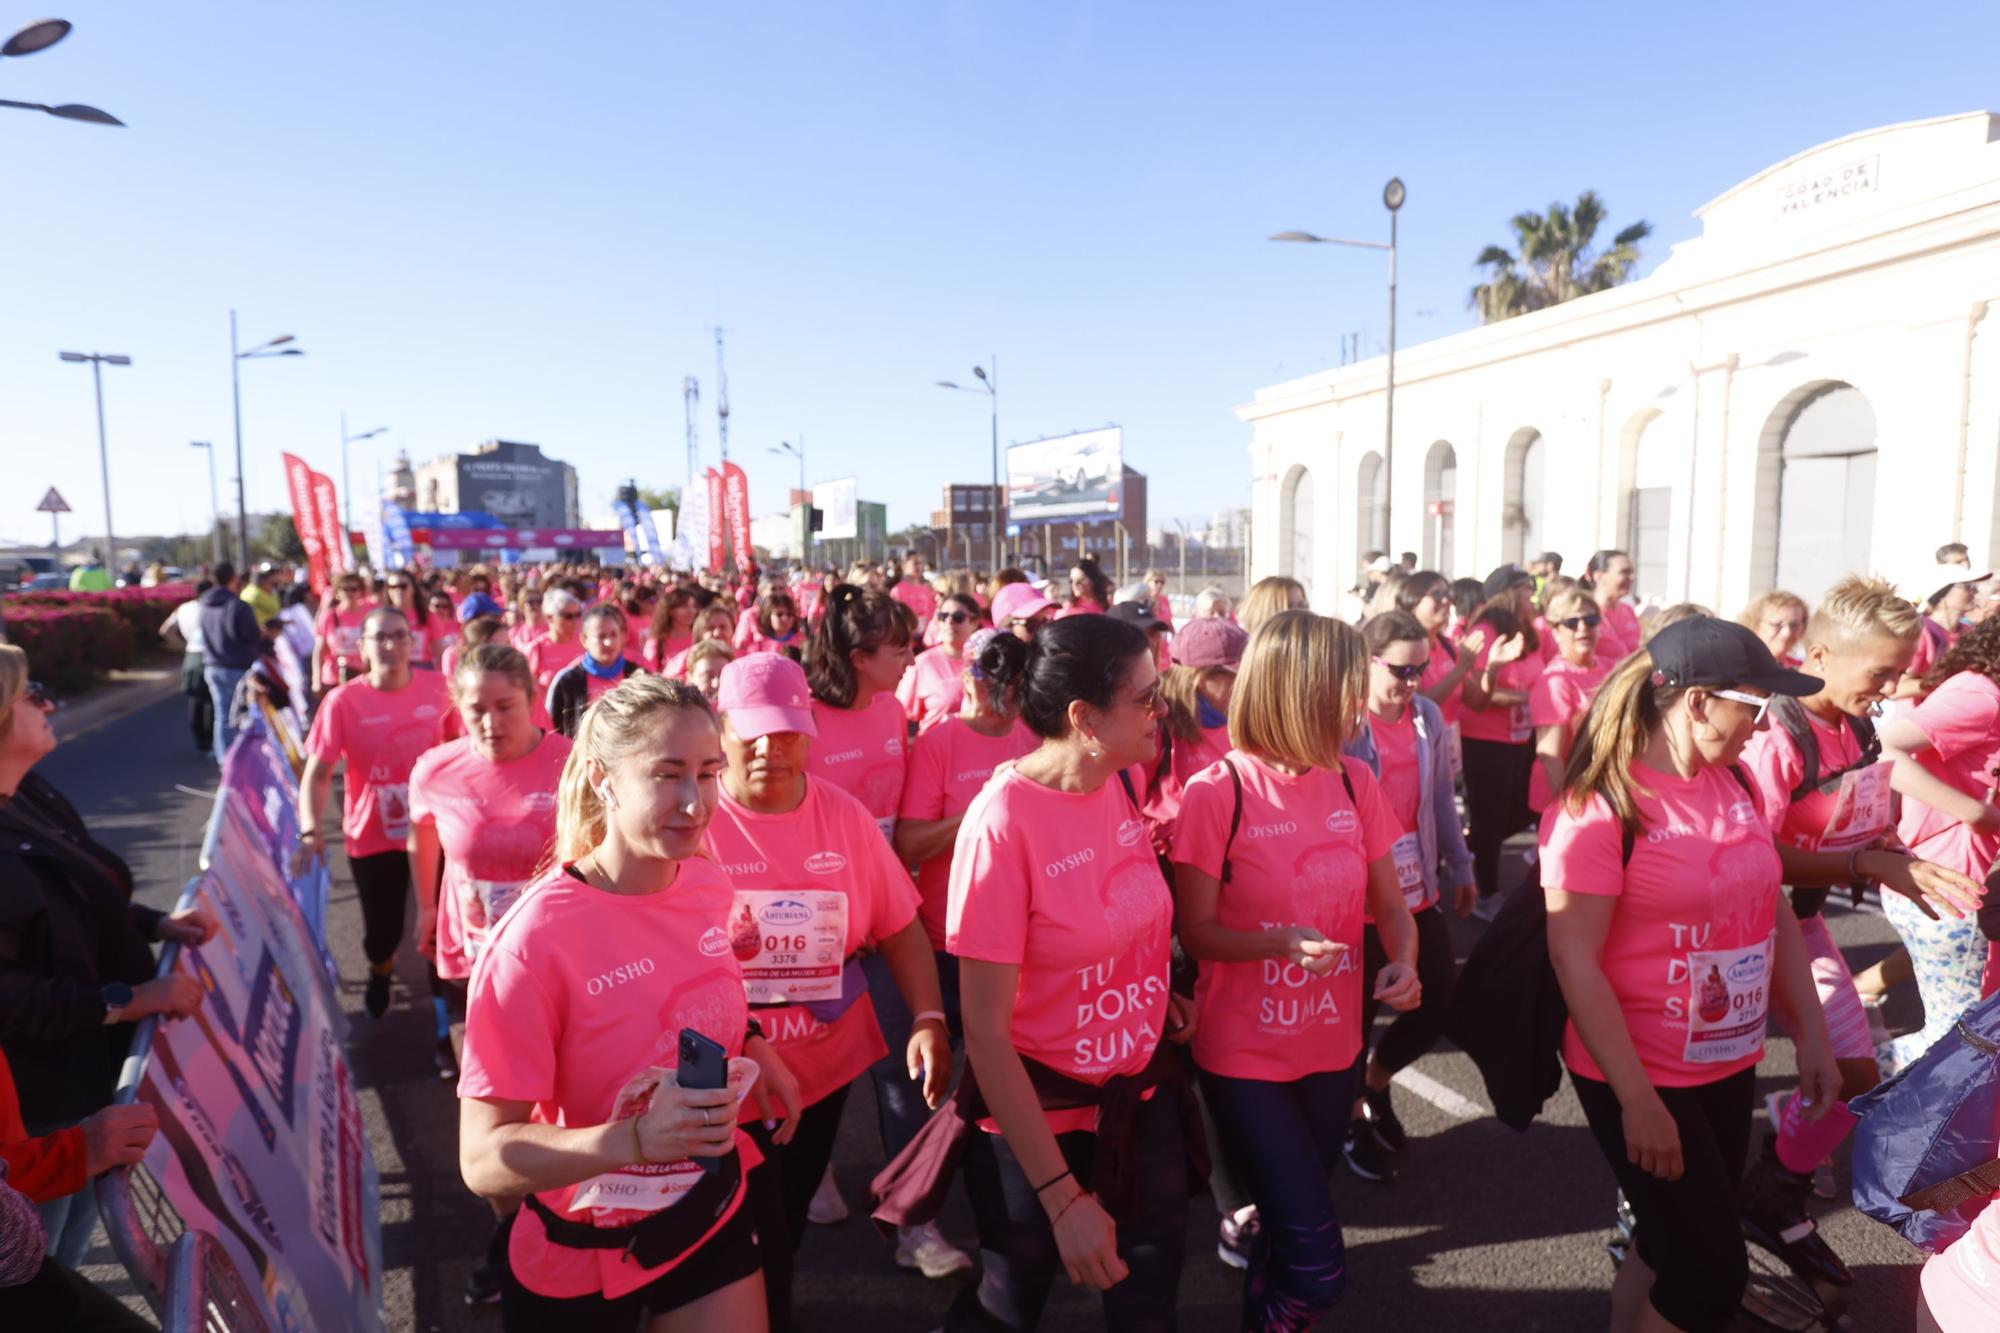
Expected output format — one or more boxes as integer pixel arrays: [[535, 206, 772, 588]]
[[898, 717, 1038, 948], [1741, 707, 1888, 854], [527, 635, 586, 727], [897, 647, 968, 734], [1369, 711, 1423, 834], [509, 623, 546, 654], [456, 860, 761, 1301], [1172, 753, 1400, 1081], [732, 621, 804, 658], [1539, 762, 1783, 1087], [1528, 657, 1610, 811], [891, 580, 939, 626], [409, 732, 572, 979], [1596, 601, 1642, 662], [642, 630, 692, 674], [808, 694, 908, 837], [703, 780, 921, 1109], [947, 764, 1173, 1131], [1920, 1192, 2000, 1328], [1908, 620, 1954, 687], [425, 622, 459, 667], [303, 673, 451, 858], [1420, 632, 1463, 727], [1897, 672, 2000, 878], [315, 603, 374, 686], [1458, 639, 1543, 746], [1131, 721, 1233, 852]]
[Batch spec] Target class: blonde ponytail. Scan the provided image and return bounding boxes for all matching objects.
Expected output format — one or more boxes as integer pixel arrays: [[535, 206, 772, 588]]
[[1562, 648, 1681, 838], [552, 673, 716, 864]]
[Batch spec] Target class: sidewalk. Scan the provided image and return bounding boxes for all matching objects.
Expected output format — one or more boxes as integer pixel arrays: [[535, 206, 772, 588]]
[[51, 656, 184, 744]]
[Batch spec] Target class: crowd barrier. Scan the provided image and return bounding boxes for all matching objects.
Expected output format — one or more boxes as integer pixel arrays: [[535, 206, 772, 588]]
[[96, 729, 384, 1333]]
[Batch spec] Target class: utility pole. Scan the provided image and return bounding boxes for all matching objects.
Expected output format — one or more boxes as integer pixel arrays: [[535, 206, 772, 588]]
[[714, 327, 730, 465], [683, 376, 700, 567]]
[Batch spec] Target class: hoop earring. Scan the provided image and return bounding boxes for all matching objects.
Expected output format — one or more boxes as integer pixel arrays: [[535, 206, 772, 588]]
[[1082, 736, 1104, 760]]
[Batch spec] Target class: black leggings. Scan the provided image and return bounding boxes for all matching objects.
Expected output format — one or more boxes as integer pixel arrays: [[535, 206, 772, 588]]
[[348, 850, 410, 966], [776, 1082, 851, 1252], [1572, 1067, 1756, 1331], [1360, 904, 1458, 1075], [1461, 737, 1532, 901]]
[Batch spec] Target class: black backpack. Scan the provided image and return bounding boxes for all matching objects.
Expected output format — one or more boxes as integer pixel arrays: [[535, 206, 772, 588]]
[[1764, 693, 1880, 917]]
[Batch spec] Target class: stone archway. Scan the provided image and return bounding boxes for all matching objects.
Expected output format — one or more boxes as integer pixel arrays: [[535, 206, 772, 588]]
[[1755, 381, 1878, 598], [1501, 428, 1544, 565], [1278, 463, 1314, 592], [1422, 441, 1457, 574], [1355, 451, 1386, 573], [1618, 408, 1671, 602]]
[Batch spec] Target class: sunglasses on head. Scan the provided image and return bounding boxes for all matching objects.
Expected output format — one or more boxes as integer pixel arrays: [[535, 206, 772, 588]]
[[936, 610, 972, 625], [1558, 614, 1603, 631], [1372, 656, 1428, 683]]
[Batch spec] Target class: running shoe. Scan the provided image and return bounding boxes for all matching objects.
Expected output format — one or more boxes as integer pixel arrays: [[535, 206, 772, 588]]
[[434, 1037, 459, 1082], [1216, 1206, 1259, 1270], [807, 1165, 849, 1225], [1859, 993, 1891, 1048], [1811, 1160, 1837, 1202], [1362, 1084, 1407, 1154], [464, 1212, 514, 1306], [894, 1221, 974, 1278], [365, 968, 392, 1019], [1341, 1124, 1397, 1183], [1469, 894, 1503, 923], [1740, 1131, 1853, 1288]]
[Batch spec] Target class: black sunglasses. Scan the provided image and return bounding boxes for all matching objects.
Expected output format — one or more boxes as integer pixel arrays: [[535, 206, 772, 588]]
[[1373, 656, 1428, 683], [1557, 614, 1603, 631], [935, 610, 972, 625], [23, 680, 55, 710]]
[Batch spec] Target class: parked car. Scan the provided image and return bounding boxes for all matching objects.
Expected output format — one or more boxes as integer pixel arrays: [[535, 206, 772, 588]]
[[20, 573, 67, 591]]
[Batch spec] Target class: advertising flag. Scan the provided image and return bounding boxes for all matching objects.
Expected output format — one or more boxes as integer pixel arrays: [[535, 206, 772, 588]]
[[706, 468, 726, 572], [310, 473, 347, 577], [723, 462, 752, 572], [281, 454, 328, 593], [633, 501, 667, 566]]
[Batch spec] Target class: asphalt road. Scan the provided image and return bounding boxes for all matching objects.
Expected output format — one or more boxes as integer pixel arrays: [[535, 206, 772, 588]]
[[42, 690, 1928, 1332]]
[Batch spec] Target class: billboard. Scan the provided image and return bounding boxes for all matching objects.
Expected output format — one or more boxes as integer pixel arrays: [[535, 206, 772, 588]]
[[815, 477, 858, 541], [1007, 427, 1123, 523]]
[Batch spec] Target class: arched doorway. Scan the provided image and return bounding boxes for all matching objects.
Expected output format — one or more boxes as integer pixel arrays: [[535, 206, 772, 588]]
[[1618, 409, 1672, 604], [1762, 382, 1877, 600], [1279, 464, 1313, 593], [1423, 441, 1456, 574], [1502, 428, 1544, 565], [1356, 451, 1386, 572]]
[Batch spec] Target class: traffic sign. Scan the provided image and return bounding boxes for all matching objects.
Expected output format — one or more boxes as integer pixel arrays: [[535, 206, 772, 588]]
[[36, 487, 71, 513]]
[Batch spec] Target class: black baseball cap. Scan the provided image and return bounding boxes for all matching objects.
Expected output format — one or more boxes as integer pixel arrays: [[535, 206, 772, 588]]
[[1647, 617, 1822, 697], [1481, 564, 1533, 601], [1107, 600, 1169, 633]]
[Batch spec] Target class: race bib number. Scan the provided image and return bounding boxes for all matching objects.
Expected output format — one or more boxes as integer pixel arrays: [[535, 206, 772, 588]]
[[569, 1061, 756, 1217], [377, 783, 410, 842], [1818, 763, 1891, 853], [1391, 832, 1429, 910], [1509, 704, 1533, 744], [331, 625, 362, 658], [729, 890, 848, 1004], [459, 877, 529, 963], [1683, 931, 1774, 1064], [1447, 723, 1464, 781]]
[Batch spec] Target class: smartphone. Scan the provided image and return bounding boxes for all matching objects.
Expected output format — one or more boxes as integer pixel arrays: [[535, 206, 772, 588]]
[[677, 1028, 730, 1173]]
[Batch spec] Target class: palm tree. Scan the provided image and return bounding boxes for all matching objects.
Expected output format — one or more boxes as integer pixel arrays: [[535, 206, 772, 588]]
[[1471, 191, 1652, 322]]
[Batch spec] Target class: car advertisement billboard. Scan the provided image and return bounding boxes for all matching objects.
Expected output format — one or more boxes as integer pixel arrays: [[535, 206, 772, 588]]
[[1006, 427, 1123, 523], [814, 477, 859, 541]]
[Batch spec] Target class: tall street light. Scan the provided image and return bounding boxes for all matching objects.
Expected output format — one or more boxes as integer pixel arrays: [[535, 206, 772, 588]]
[[340, 416, 387, 556], [1272, 177, 1405, 554], [936, 357, 1000, 569], [231, 311, 305, 568], [57, 350, 130, 573], [190, 441, 221, 566], [770, 439, 806, 560], [0, 18, 124, 126]]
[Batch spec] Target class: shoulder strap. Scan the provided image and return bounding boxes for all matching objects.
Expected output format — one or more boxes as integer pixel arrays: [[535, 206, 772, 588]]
[[1154, 723, 1174, 786], [1219, 759, 1244, 884], [1620, 823, 1636, 868], [1337, 759, 1356, 806], [1901, 1157, 2000, 1215], [1766, 693, 1821, 800], [1117, 768, 1142, 812]]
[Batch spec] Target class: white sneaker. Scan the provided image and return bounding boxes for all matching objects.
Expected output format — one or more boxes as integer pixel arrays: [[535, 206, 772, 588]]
[[807, 1166, 849, 1225], [1470, 894, 1503, 922], [895, 1221, 974, 1278]]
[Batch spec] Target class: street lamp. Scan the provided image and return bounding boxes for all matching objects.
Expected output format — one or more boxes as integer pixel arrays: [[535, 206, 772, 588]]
[[231, 311, 305, 568], [57, 350, 130, 577], [1272, 177, 1404, 554], [339, 416, 387, 557], [936, 357, 1000, 569], [1, 18, 123, 126], [770, 439, 806, 560], [190, 441, 221, 566]]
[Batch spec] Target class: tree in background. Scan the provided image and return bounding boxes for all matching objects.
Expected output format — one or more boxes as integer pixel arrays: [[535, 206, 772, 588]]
[[637, 486, 680, 520], [258, 513, 306, 563], [1470, 191, 1652, 322]]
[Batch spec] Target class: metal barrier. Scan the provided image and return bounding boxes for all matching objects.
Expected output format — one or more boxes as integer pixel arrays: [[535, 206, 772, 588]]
[[159, 1230, 275, 1333]]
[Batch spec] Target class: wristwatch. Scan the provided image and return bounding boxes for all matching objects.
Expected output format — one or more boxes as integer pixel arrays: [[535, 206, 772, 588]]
[[101, 982, 135, 1024]]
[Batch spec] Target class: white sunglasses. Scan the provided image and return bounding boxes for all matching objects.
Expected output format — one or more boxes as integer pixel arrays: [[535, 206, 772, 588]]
[[1707, 687, 1772, 724]]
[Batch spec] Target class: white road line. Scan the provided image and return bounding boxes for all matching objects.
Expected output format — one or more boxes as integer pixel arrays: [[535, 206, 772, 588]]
[[1392, 1066, 1488, 1120]]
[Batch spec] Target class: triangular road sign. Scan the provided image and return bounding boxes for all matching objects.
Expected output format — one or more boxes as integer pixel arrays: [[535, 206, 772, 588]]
[[35, 487, 71, 513]]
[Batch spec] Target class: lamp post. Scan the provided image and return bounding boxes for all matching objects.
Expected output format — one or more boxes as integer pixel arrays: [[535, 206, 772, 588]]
[[57, 350, 130, 575], [340, 415, 387, 557], [935, 357, 1000, 569], [770, 439, 806, 561], [190, 441, 221, 566], [0, 18, 123, 126], [230, 311, 305, 568], [1271, 176, 1404, 553]]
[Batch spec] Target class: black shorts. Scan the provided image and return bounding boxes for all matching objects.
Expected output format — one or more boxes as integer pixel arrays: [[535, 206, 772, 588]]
[[499, 1174, 764, 1332]]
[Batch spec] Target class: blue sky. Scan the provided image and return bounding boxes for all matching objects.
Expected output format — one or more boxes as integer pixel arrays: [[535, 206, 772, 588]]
[[4, 1, 1996, 551]]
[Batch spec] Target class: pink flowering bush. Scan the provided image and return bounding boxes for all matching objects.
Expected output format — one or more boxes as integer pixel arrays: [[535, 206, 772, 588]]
[[2, 585, 189, 693]]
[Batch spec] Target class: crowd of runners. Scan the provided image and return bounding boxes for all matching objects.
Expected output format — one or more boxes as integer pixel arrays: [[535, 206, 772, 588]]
[[8, 542, 2000, 1332]]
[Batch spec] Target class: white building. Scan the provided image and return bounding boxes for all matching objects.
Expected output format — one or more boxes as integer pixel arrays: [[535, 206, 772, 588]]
[[1243, 111, 2000, 611]]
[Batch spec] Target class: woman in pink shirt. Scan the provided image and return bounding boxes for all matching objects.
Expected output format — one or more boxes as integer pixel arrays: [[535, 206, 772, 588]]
[[732, 589, 806, 659], [1459, 585, 1542, 915], [1131, 616, 1248, 856], [1543, 617, 1839, 1331], [1061, 556, 1114, 617], [890, 554, 940, 629], [311, 572, 376, 695], [1529, 587, 1610, 814], [457, 674, 802, 1332], [381, 573, 431, 664], [898, 594, 981, 733], [1739, 590, 1808, 668], [663, 603, 737, 679], [1581, 549, 1641, 662], [1896, 563, 1992, 700], [525, 589, 587, 729], [298, 607, 450, 1020], [1175, 610, 1420, 1327], [424, 589, 461, 667], [643, 586, 701, 673], [545, 605, 646, 739], [805, 585, 914, 839], [508, 584, 548, 653], [703, 654, 950, 1282]]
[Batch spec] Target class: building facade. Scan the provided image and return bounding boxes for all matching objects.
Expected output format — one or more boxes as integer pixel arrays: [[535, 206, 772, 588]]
[[413, 440, 580, 530], [1019, 466, 1150, 583], [1242, 112, 2000, 611], [930, 483, 1005, 567]]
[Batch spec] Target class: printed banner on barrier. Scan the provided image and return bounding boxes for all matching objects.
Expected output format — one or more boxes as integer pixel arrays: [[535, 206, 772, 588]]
[[217, 733, 336, 982], [134, 797, 383, 1333]]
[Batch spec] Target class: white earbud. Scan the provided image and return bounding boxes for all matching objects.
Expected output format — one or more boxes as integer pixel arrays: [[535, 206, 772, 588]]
[[596, 782, 618, 810]]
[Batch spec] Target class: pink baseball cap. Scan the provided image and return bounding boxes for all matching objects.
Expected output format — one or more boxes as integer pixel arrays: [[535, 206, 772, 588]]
[[1175, 617, 1248, 670], [992, 582, 1057, 627], [717, 654, 818, 741]]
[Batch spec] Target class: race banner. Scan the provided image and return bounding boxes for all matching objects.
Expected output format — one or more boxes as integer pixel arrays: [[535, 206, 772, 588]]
[[281, 454, 329, 593], [706, 467, 727, 572], [612, 498, 641, 563], [723, 461, 752, 571], [379, 501, 415, 570], [310, 472, 348, 577], [423, 527, 625, 552], [633, 500, 667, 567], [216, 731, 336, 980]]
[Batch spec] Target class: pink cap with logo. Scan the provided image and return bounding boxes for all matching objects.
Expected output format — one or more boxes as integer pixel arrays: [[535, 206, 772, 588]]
[[717, 654, 818, 741], [992, 582, 1057, 627]]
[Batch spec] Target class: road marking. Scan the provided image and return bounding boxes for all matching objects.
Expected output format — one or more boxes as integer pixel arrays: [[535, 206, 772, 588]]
[[1392, 1066, 1488, 1120]]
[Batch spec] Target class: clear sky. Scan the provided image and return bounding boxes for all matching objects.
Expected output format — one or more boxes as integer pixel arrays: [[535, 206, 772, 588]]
[[4, 1, 1996, 552]]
